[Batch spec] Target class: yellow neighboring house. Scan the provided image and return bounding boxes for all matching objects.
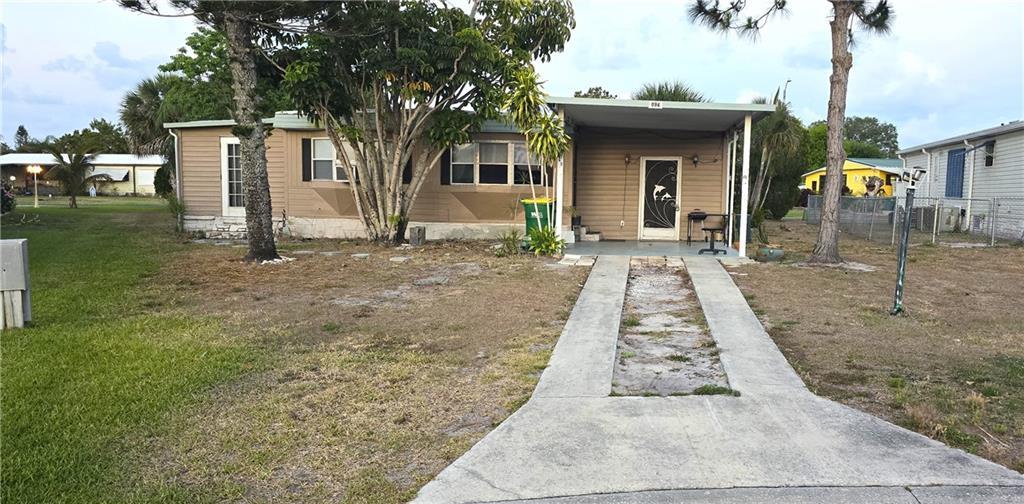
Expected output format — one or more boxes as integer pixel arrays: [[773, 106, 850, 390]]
[[800, 158, 903, 196]]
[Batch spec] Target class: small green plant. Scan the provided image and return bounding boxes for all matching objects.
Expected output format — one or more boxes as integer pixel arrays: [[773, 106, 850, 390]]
[[622, 315, 641, 327], [620, 350, 637, 359], [693, 385, 740, 396], [495, 229, 524, 257], [321, 322, 341, 333], [667, 354, 691, 362], [526, 226, 566, 256], [166, 193, 186, 231]]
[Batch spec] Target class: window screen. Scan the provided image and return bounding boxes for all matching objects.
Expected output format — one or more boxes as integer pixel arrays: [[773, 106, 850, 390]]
[[479, 143, 509, 184], [513, 143, 544, 185], [312, 139, 336, 180], [451, 143, 475, 184]]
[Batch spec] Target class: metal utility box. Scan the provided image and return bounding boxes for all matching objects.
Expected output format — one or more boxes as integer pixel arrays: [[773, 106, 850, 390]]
[[1, 239, 32, 329]]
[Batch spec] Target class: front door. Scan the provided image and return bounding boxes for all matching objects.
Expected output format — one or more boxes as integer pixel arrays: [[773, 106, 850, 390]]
[[639, 157, 681, 240]]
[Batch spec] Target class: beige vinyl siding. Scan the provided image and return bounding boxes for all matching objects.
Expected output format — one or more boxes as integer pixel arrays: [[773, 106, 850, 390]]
[[179, 127, 288, 216], [411, 132, 537, 224], [573, 127, 726, 240], [284, 130, 537, 223], [179, 127, 229, 215]]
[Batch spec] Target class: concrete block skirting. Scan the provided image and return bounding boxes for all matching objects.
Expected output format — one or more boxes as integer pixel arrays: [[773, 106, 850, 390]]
[[183, 214, 529, 241]]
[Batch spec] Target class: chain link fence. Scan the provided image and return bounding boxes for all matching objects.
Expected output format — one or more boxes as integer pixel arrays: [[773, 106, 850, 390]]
[[805, 195, 1024, 247]]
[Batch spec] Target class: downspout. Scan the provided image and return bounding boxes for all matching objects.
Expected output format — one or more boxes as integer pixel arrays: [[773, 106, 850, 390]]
[[170, 129, 182, 201], [920, 149, 931, 198], [169, 128, 183, 231], [963, 139, 976, 228]]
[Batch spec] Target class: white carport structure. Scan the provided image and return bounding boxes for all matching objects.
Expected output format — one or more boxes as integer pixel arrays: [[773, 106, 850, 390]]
[[546, 97, 773, 258]]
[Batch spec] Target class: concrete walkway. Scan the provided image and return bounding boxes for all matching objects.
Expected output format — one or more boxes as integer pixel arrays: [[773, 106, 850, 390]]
[[413, 256, 1024, 504]]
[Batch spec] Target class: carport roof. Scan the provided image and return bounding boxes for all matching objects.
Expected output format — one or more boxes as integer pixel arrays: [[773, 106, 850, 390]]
[[547, 96, 775, 132]]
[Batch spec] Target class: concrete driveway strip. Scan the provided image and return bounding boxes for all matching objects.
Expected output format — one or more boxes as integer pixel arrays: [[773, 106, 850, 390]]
[[413, 256, 1024, 504], [533, 255, 629, 399], [683, 256, 806, 397]]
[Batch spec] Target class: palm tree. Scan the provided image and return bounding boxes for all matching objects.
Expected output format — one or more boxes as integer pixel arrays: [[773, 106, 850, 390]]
[[44, 143, 110, 208], [120, 74, 182, 155], [749, 91, 803, 214], [632, 81, 708, 102]]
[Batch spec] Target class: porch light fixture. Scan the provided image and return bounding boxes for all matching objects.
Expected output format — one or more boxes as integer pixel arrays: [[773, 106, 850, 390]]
[[691, 155, 700, 168]]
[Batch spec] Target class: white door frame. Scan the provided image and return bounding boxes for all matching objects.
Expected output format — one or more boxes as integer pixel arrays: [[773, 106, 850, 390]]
[[637, 156, 683, 240], [220, 137, 245, 217]]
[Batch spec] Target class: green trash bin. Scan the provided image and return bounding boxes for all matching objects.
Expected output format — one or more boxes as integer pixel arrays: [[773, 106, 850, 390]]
[[521, 197, 554, 235]]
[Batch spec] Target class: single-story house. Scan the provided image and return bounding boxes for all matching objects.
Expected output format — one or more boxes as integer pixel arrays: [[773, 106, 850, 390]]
[[800, 158, 902, 196], [164, 98, 774, 256], [0, 153, 164, 196], [898, 120, 1024, 239]]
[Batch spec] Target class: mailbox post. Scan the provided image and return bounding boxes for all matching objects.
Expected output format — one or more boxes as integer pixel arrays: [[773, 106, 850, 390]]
[[1, 239, 32, 329]]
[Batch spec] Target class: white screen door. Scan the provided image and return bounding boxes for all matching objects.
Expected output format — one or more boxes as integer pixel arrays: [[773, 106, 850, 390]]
[[639, 157, 681, 240]]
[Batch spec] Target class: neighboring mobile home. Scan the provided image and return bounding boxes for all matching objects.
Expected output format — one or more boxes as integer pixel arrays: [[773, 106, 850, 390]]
[[0, 153, 164, 196], [899, 120, 1024, 239], [800, 158, 902, 196], [165, 98, 773, 256]]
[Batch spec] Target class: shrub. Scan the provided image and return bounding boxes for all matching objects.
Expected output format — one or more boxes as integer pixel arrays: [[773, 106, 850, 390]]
[[495, 229, 524, 257], [154, 164, 174, 197], [526, 226, 565, 257], [1, 183, 16, 214]]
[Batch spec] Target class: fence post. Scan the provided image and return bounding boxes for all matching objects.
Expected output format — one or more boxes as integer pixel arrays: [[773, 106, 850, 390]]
[[868, 198, 879, 241], [932, 199, 940, 245], [991, 197, 998, 246], [891, 201, 898, 247]]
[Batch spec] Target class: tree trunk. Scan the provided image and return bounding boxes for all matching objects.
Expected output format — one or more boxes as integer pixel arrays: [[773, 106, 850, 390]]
[[223, 14, 279, 262], [809, 1, 854, 264], [69, 194, 77, 208]]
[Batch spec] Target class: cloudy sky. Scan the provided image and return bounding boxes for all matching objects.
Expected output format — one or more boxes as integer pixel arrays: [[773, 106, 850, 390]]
[[2, 0, 1022, 149]]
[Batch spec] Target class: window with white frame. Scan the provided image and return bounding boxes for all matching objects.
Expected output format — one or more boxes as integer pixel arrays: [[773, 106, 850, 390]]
[[513, 143, 546, 185], [448, 141, 551, 186], [984, 141, 995, 167], [311, 138, 350, 182], [450, 143, 476, 184], [221, 137, 244, 216]]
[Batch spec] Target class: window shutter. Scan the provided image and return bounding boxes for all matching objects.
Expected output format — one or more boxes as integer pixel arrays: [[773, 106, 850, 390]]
[[402, 159, 413, 184], [439, 148, 451, 185], [301, 138, 312, 182]]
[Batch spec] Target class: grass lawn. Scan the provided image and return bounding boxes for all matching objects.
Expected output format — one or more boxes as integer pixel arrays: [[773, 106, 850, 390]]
[[783, 207, 805, 220], [1, 196, 585, 503], [733, 220, 1024, 473]]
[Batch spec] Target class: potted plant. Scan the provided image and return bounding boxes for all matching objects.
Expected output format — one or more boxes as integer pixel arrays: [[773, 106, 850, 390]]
[[566, 205, 582, 228], [752, 208, 785, 262]]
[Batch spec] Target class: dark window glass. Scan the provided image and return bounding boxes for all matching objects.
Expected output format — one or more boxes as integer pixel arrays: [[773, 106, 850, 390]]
[[479, 164, 508, 184], [451, 164, 474, 183]]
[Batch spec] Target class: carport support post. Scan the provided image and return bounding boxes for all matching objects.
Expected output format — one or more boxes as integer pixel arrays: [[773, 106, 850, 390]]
[[555, 154, 565, 239], [738, 114, 752, 258], [726, 131, 738, 246]]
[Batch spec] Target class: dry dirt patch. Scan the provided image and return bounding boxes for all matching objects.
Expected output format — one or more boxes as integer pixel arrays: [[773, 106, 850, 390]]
[[136, 240, 587, 503], [733, 220, 1024, 472]]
